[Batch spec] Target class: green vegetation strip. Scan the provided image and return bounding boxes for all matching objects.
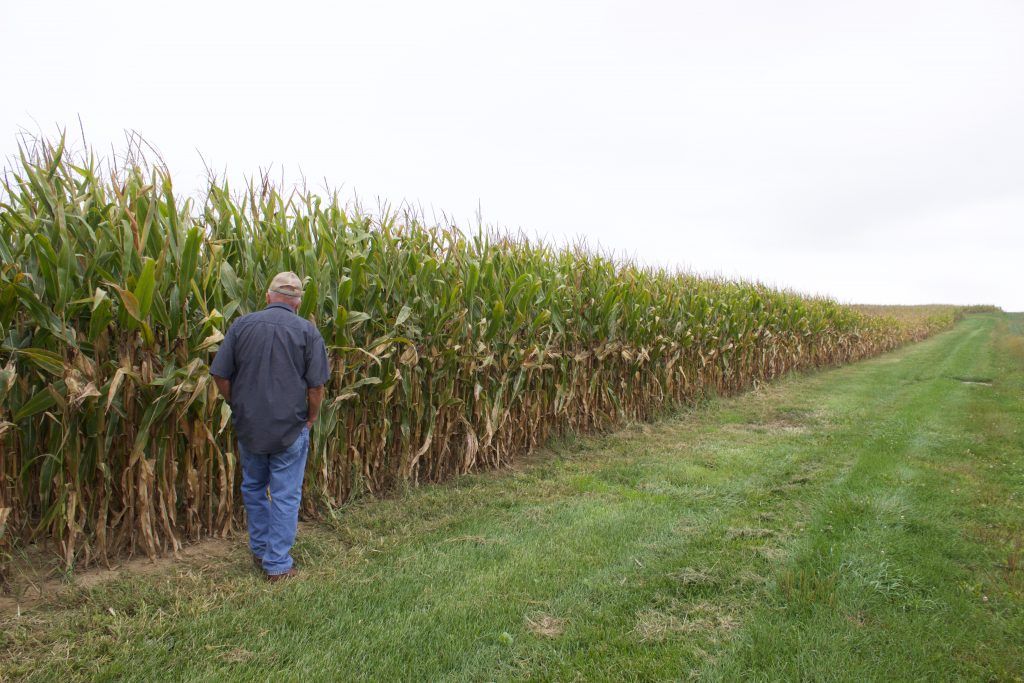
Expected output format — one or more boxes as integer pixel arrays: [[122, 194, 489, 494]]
[[2, 313, 1021, 681]]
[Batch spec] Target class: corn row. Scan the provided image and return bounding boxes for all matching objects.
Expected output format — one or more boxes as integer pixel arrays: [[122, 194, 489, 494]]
[[0, 139, 962, 569]]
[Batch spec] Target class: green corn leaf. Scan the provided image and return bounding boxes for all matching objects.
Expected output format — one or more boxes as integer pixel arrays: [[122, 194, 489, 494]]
[[334, 306, 349, 346], [89, 290, 114, 342], [130, 395, 170, 465], [395, 305, 412, 328], [140, 320, 156, 348], [17, 347, 65, 376], [134, 257, 156, 319], [178, 227, 202, 296], [299, 280, 318, 319], [46, 134, 66, 180], [109, 283, 141, 321], [346, 311, 371, 326], [485, 300, 505, 340], [220, 261, 241, 302], [13, 384, 60, 421]]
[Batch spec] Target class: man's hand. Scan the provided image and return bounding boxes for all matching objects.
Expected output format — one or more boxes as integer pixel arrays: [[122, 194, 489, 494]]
[[306, 385, 324, 432], [213, 375, 231, 403]]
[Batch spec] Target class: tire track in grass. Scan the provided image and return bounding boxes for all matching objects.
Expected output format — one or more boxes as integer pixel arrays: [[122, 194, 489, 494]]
[[702, 315, 1024, 682]]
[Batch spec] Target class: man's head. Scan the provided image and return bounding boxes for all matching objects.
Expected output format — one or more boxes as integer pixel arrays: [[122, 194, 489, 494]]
[[266, 271, 304, 311]]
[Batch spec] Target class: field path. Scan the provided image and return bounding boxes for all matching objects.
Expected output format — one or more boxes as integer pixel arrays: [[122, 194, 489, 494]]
[[3, 314, 1022, 682]]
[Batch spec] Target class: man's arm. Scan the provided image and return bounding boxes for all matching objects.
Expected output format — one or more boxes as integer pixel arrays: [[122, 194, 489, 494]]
[[306, 385, 324, 430], [304, 326, 330, 430], [213, 375, 231, 403]]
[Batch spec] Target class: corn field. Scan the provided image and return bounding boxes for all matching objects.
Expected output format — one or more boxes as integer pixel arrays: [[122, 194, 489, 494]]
[[0, 139, 962, 572]]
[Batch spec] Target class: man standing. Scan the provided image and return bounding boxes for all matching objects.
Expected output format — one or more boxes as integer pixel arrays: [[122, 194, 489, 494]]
[[210, 271, 329, 582]]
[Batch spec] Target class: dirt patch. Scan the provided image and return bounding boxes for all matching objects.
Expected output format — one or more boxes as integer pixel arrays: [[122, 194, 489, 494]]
[[634, 603, 738, 642], [634, 610, 686, 641], [80, 539, 238, 588], [950, 376, 994, 386], [751, 544, 787, 561], [726, 527, 776, 540], [846, 611, 868, 627], [670, 567, 719, 588], [218, 647, 256, 664], [1, 536, 239, 616], [525, 614, 565, 638], [723, 420, 808, 436]]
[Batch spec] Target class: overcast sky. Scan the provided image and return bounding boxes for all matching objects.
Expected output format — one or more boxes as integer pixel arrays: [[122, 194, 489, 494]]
[[4, 1, 1022, 309]]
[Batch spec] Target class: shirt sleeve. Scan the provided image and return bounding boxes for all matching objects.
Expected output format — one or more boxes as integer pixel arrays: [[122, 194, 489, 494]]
[[209, 324, 237, 379], [304, 325, 330, 388]]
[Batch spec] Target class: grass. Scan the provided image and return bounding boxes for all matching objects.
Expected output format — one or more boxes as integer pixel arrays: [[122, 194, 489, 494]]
[[1, 313, 1022, 681]]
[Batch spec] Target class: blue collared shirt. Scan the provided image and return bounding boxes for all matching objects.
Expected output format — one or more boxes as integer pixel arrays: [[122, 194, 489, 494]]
[[210, 303, 330, 454]]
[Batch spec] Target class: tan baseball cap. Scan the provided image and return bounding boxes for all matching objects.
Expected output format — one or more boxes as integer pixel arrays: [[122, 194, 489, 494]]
[[267, 271, 304, 298]]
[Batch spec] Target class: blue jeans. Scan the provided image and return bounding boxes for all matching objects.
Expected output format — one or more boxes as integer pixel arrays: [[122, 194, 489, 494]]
[[238, 426, 309, 575]]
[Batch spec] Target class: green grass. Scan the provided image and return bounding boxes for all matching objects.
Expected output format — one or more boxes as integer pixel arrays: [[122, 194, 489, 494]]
[[2, 313, 1022, 682]]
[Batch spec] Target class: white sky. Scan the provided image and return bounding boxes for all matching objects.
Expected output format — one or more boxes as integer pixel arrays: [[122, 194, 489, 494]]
[[4, 0, 1022, 309]]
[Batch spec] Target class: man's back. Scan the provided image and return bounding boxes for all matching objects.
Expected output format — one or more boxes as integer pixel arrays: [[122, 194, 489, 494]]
[[210, 303, 329, 454]]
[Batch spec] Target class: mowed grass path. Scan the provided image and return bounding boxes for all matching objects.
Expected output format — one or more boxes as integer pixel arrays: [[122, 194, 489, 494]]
[[3, 314, 1022, 682]]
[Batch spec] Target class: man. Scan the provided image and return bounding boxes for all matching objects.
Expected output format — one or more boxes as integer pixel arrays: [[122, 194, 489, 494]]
[[210, 271, 329, 582]]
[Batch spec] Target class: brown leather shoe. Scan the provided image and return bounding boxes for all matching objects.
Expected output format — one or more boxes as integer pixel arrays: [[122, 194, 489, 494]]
[[267, 567, 298, 583]]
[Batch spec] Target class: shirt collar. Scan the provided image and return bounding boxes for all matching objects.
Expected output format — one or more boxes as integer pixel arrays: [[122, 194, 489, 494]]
[[265, 303, 296, 313]]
